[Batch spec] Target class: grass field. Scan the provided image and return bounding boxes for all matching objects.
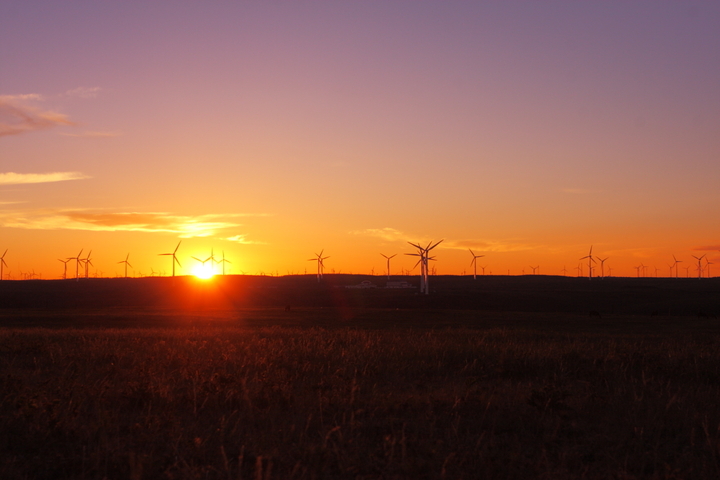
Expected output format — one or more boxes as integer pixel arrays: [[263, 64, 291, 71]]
[[2, 308, 720, 479]]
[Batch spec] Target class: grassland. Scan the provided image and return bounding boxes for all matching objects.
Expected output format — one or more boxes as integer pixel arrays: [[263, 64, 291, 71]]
[[2, 308, 720, 479]]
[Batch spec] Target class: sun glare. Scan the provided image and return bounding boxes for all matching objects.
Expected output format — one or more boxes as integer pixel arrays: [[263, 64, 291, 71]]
[[192, 263, 215, 280]]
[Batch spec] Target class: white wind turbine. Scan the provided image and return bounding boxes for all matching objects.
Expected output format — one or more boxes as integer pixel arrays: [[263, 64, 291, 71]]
[[159, 241, 182, 276], [468, 249, 484, 280], [0, 249, 8, 280], [580, 246, 596, 280], [308, 250, 329, 282], [380, 253, 396, 280]]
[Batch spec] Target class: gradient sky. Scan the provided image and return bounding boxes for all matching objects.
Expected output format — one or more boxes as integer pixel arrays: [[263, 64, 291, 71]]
[[1, 1, 719, 279]]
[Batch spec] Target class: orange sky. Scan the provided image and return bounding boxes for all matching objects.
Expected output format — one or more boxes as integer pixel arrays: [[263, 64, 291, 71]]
[[1, 2, 719, 279]]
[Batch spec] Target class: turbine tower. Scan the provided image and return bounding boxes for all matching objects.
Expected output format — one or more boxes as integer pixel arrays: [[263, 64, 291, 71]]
[[118, 253, 132, 278], [159, 241, 182, 276], [580, 246, 596, 280], [308, 250, 329, 282], [68, 249, 83, 281], [468, 249, 484, 280], [597, 257, 609, 279], [0, 249, 7, 280], [58, 258, 70, 279], [83, 250, 93, 279], [380, 253, 396, 280], [692, 254, 706, 279], [406, 239, 443, 294], [219, 251, 231, 275], [672, 255, 682, 278]]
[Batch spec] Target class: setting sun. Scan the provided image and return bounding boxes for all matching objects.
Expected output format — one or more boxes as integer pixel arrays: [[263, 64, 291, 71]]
[[192, 263, 215, 280]]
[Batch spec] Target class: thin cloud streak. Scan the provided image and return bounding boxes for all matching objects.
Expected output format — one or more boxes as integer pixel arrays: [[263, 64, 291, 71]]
[[65, 87, 101, 98], [350, 228, 406, 242], [0, 172, 90, 185], [61, 131, 122, 138], [225, 235, 267, 245], [0, 96, 74, 137], [447, 239, 540, 253], [693, 245, 720, 251], [0, 209, 268, 239]]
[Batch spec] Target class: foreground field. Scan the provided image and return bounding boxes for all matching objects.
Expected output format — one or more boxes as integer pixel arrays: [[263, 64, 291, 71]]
[[2, 309, 720, 479]]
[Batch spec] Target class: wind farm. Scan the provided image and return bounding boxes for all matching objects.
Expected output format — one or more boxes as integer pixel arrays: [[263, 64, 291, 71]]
[[2, 2, 720, 479]]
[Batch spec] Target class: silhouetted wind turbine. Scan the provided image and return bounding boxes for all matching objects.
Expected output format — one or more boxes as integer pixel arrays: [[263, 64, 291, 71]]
[[83, 250, 93, 279], [692, 254, 706, 279], [672, 255, 682, 278], [118, 253, 132, 278], [406, 240, 443, 294], [469, 249, 484, 280], [597, 257, 609, 279], [580, 246, 596, 280], [530, 265, 539, 275], [380, 253, 396, 280], [219, 251, 231, 275], [159, 241, 182, 276], [68, 249, 83, 281], [308, 250, 329, 282], [58, 258, 70, 279], [0, 249, 8, 280]]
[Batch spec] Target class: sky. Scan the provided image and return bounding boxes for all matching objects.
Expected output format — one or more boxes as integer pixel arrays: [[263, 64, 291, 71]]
[[1, 1, 719, 279]]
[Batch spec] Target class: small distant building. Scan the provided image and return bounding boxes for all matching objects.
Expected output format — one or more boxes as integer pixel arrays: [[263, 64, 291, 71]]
[[385, 281, 415, 289], [346, 280, 378, 289]]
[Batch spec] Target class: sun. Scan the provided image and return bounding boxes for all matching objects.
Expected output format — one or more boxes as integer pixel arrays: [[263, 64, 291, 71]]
[[192, 263, 215, 280]]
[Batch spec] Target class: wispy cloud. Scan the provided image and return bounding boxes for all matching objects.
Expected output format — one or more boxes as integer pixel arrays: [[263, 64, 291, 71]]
[[350, 227, 406, 242], [0, 95, 74, 137], [225, 234, 267, 245], [0, 209, 267, 239], [445, 239, 540, 253], [65, 87, 101, 98], [61, 130, 122, 138], [693, 245, 720, 251], [0, 172, 90, 185]]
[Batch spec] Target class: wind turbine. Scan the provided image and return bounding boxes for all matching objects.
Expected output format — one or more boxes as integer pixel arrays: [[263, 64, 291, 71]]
[[597, 257, 609, 279], [468, 249, 484, 280], [308, 250, 329, 282], [530, 265, 539, 275], [634, 264, 642, 278], [118, 253, 132, 278], [58, 258, 71, 279], [561, 265, 567, 276], [83, 250, 93, 279], [706, 258, 713, 278], [580, 246, 596, 280], [406, 240, 443, 294], [0, 249, 8, 280], [380, 253, 396, 280], [672, 255, 682, 278], [219, 251, 231, 275], [68, 249, 83, 281], [159, 241, 182, 276], [692, 254, 706, 279]]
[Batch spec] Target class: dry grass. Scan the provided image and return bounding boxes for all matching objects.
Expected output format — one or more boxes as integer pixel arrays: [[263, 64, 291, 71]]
[[1, 310, 720, 479]]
